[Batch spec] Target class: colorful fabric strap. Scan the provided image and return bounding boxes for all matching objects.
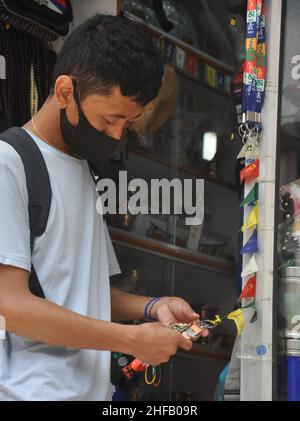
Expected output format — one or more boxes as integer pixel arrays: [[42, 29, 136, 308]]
[[243, 0, 266, 127]]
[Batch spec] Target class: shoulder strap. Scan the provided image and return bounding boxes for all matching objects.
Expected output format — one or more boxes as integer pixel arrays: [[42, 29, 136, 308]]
[[0, 127, 52, 298]]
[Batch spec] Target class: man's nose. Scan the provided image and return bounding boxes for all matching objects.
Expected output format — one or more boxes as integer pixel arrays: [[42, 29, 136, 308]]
[[106, 124, 125, 141]]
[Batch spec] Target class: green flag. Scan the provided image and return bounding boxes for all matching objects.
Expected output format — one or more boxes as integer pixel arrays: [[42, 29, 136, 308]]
[[242, 298, 256, 310], [250, 310, 257, 324], [241, 183, 259, 206]]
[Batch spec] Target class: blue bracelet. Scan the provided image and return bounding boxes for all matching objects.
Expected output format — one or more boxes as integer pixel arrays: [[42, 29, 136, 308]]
[[144, 297, 162, 320], [149, 297, 162, 320], [143, 297, 157, 320]]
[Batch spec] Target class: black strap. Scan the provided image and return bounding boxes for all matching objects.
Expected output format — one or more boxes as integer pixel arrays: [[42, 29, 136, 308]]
[[0, 127, 52, 298], [152, 0, 174, 32]]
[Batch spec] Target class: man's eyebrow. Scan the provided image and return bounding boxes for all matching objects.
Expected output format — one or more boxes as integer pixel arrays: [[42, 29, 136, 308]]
[[107, 112, 143, 120]]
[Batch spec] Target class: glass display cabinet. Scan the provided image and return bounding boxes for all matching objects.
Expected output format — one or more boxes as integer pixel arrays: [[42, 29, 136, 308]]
[[276, 0, 300, 402], [107, 0, 246, 401]]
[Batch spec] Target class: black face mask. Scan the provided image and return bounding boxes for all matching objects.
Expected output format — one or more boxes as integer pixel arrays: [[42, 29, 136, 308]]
[[60, 80, 122, 165]]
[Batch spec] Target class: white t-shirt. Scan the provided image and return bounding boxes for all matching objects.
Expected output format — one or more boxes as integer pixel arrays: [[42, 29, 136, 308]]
[[0, 130, 121, 401]]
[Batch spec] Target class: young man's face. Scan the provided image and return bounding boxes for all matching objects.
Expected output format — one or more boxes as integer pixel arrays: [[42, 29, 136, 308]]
[[55, 76, 144, 141]]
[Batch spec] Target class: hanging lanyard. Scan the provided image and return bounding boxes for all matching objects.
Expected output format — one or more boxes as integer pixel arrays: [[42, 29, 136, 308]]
[[242, 0, 266, 129]]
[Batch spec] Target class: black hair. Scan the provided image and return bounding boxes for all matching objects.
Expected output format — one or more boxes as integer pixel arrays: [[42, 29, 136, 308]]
[[51, 14, 164, 106]]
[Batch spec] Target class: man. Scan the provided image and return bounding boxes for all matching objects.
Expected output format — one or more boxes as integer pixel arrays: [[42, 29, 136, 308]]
[[0, 14, 207, 401]]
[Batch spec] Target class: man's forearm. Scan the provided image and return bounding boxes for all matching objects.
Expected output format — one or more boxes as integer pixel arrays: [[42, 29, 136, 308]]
[[111, 286, 154, 321], [2, 293, 137, 354]]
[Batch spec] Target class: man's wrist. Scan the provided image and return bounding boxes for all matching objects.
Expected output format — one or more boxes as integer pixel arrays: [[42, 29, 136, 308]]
[[115, 323, 140, 356], [143, 296, 162, 320], [150, 296, 172, 320]]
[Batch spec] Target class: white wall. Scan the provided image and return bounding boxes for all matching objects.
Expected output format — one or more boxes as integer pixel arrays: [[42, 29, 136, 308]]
[[72, 0, 118, 29], [52, 0, 118, 53]]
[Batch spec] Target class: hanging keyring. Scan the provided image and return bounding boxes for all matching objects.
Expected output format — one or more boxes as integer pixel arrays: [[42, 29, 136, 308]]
[[145, 365, 156, 385], [255, 124, 262, 146], [153, 366, 161, 387], [238, 123, 248, 144]]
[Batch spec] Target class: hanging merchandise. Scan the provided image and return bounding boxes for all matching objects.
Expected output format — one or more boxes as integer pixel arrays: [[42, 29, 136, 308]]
[[114, 307, 248, 386], [176, 310, 246, 337], [242, 297, 256, 309], [241, 203, 258, 232], [0, 22, 57, 131], [239, 275, 257, 325], [236, 0, 266, 331], [0, 0, 73, 131], [30, 65, 39, 117], [195, 309, 245, 336], [239, 276, 256, 299], [186, 54, 197, 77], [175, 46, 186, 69], [158, 35, 228, 93], [227, 309, 245, 335], [237, 129, 261, 159], [242, 0, 266, 128], [236, 0, 266, 154], [0, 0, 73, 41], [240, 182, 259, 206], [240, 159, 259, 182], [241, 230, 258, 254], [241, 254, 258, 277], [145, 365, 161, 387], [206, 65, 217, 88], [250, 310, 257, 323], [162, 38, 175, 63], [120, 356, 162, 388], [237, 141, 259, 159], [241, 296, 257, 324]]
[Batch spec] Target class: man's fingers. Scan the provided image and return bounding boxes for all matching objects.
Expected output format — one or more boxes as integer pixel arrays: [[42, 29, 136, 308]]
[[185, 311, 200, 322], [182, 305, 199, 322], [200, 329, 209, 337], [179, 336, 193, 352], [159, 316, 173, 328]]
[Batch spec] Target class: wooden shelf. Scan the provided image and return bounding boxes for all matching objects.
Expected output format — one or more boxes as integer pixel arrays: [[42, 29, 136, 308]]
[[128, 146, 238, 192], [124, 8, 232, 96], [123, 11, 235, 75], [174, 66, 230, 98], [109, 227, 235, 276]]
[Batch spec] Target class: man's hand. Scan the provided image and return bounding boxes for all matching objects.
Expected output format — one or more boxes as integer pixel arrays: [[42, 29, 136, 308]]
[[152, 297, 208, 337], [129, 322, 192, 366]]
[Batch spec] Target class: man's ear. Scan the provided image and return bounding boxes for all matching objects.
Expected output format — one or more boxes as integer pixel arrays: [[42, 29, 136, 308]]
[[54, 75, 74, 109]]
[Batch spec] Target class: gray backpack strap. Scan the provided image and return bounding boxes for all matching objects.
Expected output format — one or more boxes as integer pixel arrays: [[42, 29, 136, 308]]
[[0, 127, 52, 298]]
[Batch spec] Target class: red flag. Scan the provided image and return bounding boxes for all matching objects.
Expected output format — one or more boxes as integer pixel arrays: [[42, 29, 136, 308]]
[[187, 54, 197, 77], [239, 276, 256, 299], [240, 159, 260, 183]]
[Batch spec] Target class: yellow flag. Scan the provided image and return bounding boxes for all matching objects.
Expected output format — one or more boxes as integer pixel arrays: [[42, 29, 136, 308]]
[[206, 65, 217, 87], [227, 309, 245, 335], [241, 204, 258, 232]]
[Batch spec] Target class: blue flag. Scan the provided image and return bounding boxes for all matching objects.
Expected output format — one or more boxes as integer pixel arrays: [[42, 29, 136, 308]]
[[241, 231, 258, 254]]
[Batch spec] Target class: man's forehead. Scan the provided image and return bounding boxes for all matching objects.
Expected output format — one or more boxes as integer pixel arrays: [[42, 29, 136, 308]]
[[86, 88, 143, 116]]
